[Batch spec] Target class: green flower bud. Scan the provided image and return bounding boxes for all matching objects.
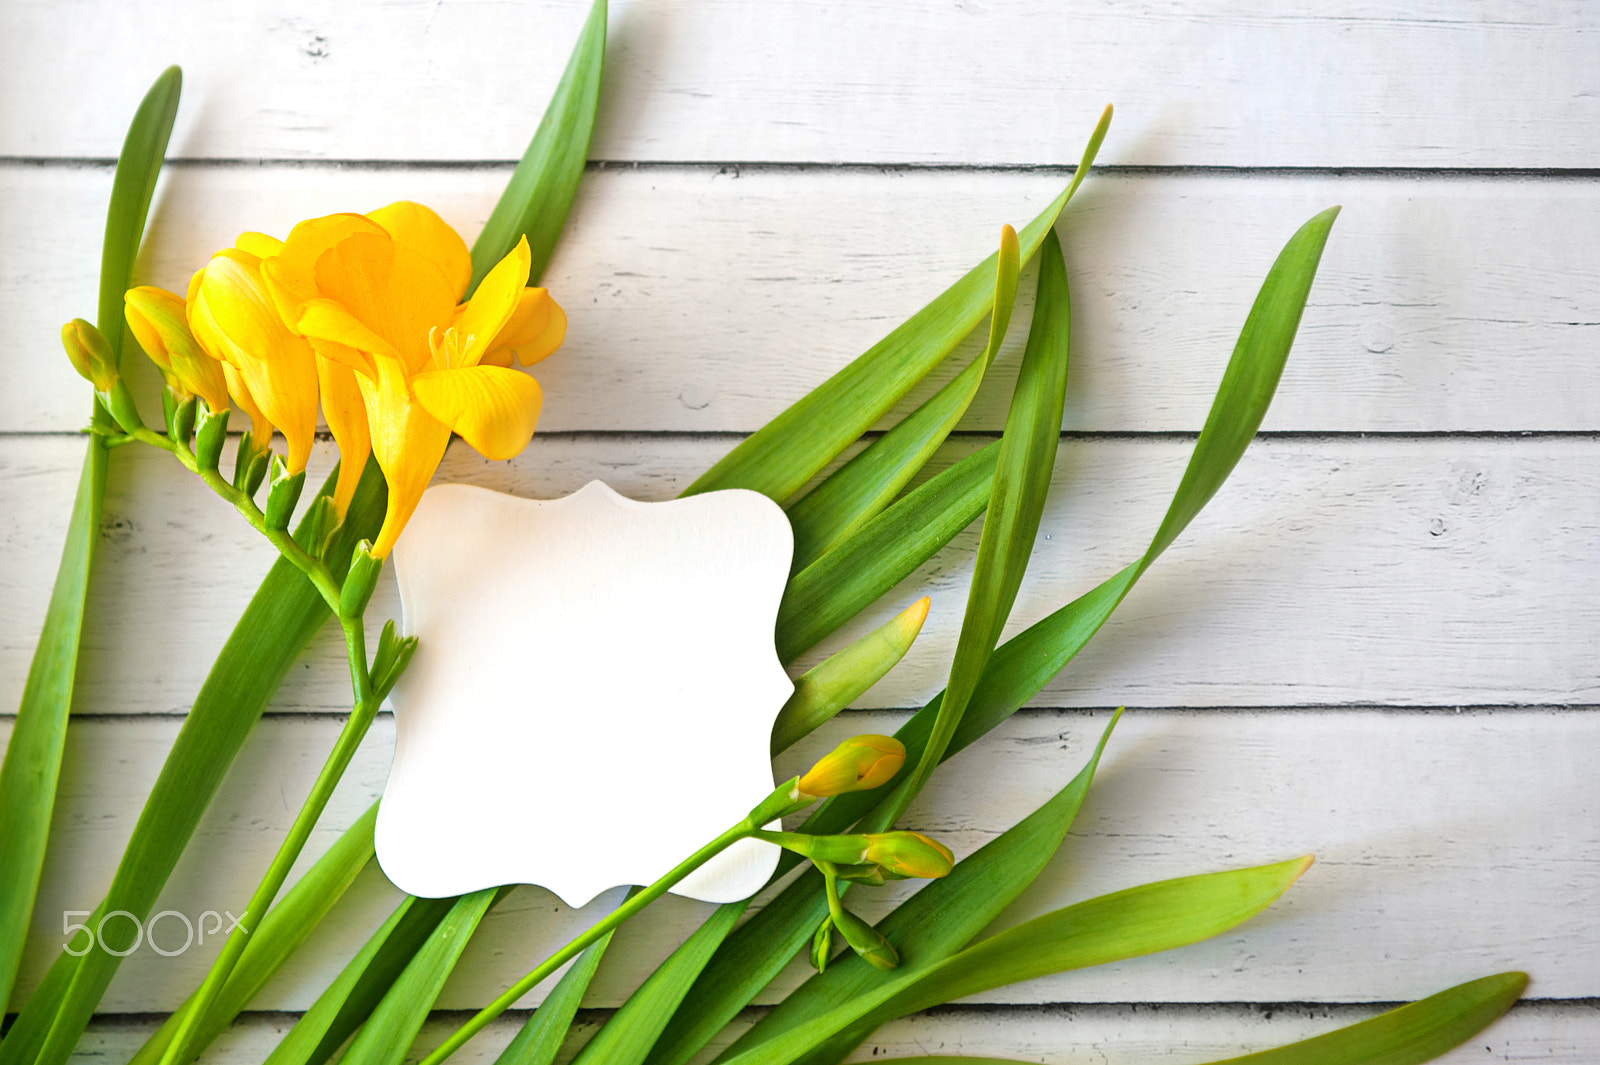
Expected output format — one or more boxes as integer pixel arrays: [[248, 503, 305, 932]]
[[340, 540, 383, 619], [862, 831, 955, 880], [831, 906, 897, 971], [796, 734, 905, 798], [61, 319, 118, 392], [808, 914, 834, 972]]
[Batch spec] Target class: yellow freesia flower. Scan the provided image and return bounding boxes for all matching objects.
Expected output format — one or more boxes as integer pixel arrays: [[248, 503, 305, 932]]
[[261, 202, 565, 557], [123, 287, 231, 414], [185, 239, 320, 473]]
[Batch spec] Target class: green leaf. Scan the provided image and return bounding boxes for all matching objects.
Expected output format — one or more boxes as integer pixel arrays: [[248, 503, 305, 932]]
[[776, 443, 998, 663], [814, 205, 1344, 842], [785, 225, 1022, 570], [771, 596, 930, 755], [98, 65, 182, 366], [1199, 971, 1527, 1065], [266, 894, 464, 1065], [0, 64, 179, 1017], [720, 857, 1312, 1065], [890, 225, 1072, 822], [719, 712, 1121, 1065], [863, 972, 1527, 1065], [0, 461, 387, 1065], [494, 934, 616, 1065], [127, 804, 379, 1065], [648, 207, 1339, 1065], [339, 888, 502, 1065], [468, 0, 606, 292], [571, 902, 745, 1065], [684, 106, 1110, 503], [263, 896, 424, 1065]]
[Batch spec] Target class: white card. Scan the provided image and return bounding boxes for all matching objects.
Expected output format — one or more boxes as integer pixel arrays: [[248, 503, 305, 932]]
[[376, 481, 794, 907]]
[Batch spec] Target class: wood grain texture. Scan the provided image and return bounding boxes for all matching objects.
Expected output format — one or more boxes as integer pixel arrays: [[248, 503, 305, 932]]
[[56, 1001, 1600, 1065], [3, 0, 1595, 1057], [6, 709, 1593, 1012], [6, 434, 1597, 718], [2, 2, 1596, 166], [7, 165, 1600, 435]]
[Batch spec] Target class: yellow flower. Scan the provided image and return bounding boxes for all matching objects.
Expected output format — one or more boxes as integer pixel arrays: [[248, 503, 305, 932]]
[[185, 238, 320, 474], [796, 734, 906, 798], [123, 287, 231, 414], [263, 202, 565, 556], [60, 319, 118, 392], [862, 831, 955, 879]]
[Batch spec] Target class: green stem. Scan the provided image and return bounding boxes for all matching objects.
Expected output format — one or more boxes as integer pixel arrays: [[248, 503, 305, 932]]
[[129, 426, 343, 611], [158, 616, 378, 1065], [416, 820, 758, 1065]]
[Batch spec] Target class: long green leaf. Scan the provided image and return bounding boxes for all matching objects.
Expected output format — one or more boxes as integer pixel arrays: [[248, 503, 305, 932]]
[[721, 857, 1311, 1065], [340, 888, 502, 1065], [891, 225, 1071, 821], [776, 443, 997, 663], [866, 972, 1527, 1065], [646, 208, 1339, 1065], [127, 804, 379, 1065], [469, 0, 606, 292], [0, 461, 386, 1065], [785, 225, 1022, 570], [261, 894, 456, 1065], [1200, 971, 1527, 1065], [494, 933, 616, 1065], [810, 205, 1343, 839], [685, 106, 1110, 503], [719, 711, 1120, 1065], [571, 901, 744, 1065], [0, 65, 180, 1014]]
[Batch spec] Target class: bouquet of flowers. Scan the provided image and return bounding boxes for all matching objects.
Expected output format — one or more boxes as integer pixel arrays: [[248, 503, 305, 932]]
[[1, 4, 1525, 1064]]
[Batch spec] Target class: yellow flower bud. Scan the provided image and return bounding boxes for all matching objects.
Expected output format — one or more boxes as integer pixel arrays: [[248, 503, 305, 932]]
[[61, 319, 118, 392], [861, 831, 955, 879], [124, 287, 231, 413], [796, 734, 905, 798]]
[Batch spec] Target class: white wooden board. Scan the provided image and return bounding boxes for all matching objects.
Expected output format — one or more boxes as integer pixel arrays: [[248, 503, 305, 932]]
[[6, 709, 1594, 1012], [7, 166, 1600, 435], [2, 0, 1595, 1059], [5, 435, 1597, 718], [2, 2, 1596, 166], [59, 1002, 1600, 1065]]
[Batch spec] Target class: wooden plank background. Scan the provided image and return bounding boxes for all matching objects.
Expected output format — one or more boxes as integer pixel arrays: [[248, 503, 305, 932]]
[[2, 1, 1596, 1062]]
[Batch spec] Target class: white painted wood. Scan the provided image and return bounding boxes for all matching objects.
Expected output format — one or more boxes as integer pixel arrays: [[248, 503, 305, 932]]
[[3, 0, 1594, 1057], [5, 434, 1597, 718], [7, 165, 1600, 436], [382, 482, 793, 906], [59, 1002, 1600, 1065], [5, 709, 1593, 1012], [2, 2, 1596, 167]]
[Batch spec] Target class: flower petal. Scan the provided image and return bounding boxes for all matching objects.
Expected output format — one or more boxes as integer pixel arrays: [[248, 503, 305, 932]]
[[196, 251, 319, 471], [297, 297, 401, 364], [313, 232, 455, 372], [317, 353, 372, 516], [358, 356, 452, 558], [410, 364, 542, 461], [367, 201, 472, 304], [450, 236, 531, 368], [484, 286, 567, 367], [234, 231, 285, 258]]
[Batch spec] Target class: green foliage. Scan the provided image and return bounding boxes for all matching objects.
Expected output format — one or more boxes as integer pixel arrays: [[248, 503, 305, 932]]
[[127, 805, 379, 1065], [684, 107, 1110, 504], [339, 889, 503, 1065], [0, 65, 180, 1014]]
